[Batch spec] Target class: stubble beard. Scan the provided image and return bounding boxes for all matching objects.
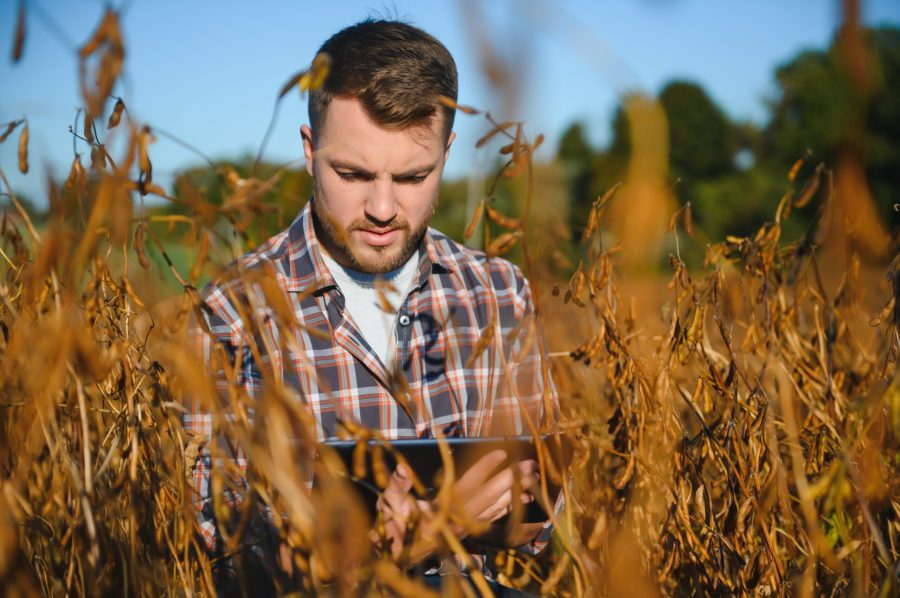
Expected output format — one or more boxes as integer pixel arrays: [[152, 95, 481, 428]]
[[310, 186, 434, 274]]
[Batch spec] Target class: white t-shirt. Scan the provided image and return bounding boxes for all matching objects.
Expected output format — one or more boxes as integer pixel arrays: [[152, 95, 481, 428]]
[[319, 249, 419, 367]]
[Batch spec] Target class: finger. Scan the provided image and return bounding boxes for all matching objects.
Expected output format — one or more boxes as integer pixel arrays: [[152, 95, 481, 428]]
[[478, 475, 539, 523], [475, 475, 538, 522], [516, 459, 539, 477], [457, 449, 507, 489], [479, 466, 539, 507], [481, 488, 514, 522]]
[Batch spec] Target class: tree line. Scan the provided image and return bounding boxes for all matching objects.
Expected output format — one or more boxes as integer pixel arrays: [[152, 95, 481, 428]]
[[556, 25, 900, 249]]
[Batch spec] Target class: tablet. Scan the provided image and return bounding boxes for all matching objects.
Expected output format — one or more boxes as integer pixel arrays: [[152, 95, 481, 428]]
[[316, 434, 573, 523]]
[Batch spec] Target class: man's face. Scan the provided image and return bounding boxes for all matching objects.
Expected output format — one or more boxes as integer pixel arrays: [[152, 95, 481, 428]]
[[301, 97, 454, 273]]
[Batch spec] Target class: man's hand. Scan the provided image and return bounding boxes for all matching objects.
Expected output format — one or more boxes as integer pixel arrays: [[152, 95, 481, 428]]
[[372, 463, 427, 557], [371, 450, 540, 563], [451, 449, 539, 530]]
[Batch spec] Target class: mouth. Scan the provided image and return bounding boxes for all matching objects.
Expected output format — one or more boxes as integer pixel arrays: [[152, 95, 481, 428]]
[[356, 227, 400, 247]]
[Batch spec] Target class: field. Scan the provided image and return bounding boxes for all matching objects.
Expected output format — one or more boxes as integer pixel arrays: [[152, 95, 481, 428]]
[[2, 6, 900, 598]]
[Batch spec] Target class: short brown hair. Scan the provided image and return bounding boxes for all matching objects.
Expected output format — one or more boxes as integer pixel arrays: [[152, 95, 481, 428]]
[[308, 20, 458, 142]]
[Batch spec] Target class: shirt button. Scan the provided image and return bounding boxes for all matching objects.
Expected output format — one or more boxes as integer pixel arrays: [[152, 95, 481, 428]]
[[398, 314, 411, 327]]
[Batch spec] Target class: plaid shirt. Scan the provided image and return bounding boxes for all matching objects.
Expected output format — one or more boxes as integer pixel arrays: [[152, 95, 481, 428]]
[[183, 200, 558, 555]]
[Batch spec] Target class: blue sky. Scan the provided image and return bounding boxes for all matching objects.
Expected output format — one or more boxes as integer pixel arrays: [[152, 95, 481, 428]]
[[1, 0, 899, 206]]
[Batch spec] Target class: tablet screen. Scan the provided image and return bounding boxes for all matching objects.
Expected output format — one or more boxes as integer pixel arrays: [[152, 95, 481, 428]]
[[316, 434, 573, 523]]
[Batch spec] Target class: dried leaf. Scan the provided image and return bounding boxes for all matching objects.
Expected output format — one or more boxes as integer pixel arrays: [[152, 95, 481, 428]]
[[464, 200, 484, 240], [595, 182, 622, 212], [222, 167, 241, 191], [90, 144, 106, 170], [138, 126, 152, 173], [374, 277, 398, 313], [566, 262, 586, 307], [352, 440, 366, 480], [581, 205, 599, 244], [475, 121, 514, 148], [387, 368, 416, 421], [142, 183, 168, 198], [137, 125, 154, 193], [793, 164, 823, 209], [586, 510, 607, 550], [11, 1, 25, 63], [17, 123, 28, 174], [667, 209, 679, 233], [245, 267, 297, 328], [694, 485, 707, 522], [298, 52, 332, 93], [788, 157, 804, 182], [613, 452, 635, 489], [64, 155, 84, 192], [466, 318, 495, 368], [84, 115, 95, 144], [107, 98, 125, 129], [371, 443, 388, 490], [133, 222, 150, 270], [487, 230, 521, 256], [183, 435, 207, 477], [79, 9, 114, 58], [189, 232, 209, 282], [438, 95, 479, 115], [869, 298, 894, 327], [0, 121, 18, 144], [485, 206, 520, 230]]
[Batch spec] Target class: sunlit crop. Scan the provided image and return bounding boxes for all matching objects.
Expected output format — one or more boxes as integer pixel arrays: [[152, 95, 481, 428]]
[[1, 6, 898, 597]]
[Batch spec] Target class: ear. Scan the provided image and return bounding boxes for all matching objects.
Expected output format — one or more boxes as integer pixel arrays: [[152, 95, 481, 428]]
[[443, 131, 455, 163], [301, 124, 315, 177]]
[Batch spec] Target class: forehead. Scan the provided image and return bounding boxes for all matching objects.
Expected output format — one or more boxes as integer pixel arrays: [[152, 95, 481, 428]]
[[315, 97, 446, 164]]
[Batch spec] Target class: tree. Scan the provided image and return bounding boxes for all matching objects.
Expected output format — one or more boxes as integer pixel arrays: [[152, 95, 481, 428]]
[[764, 26, 900, 232], [763, 50, 854, 169], [659, 81, 736, 184], [163, 156, 313, 246], [556, 121, 597, 234], [864, 27, 900, 231]]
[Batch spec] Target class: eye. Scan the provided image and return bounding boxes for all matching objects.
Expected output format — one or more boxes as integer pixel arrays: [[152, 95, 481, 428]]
[[336, 171, 369, 182], [395, 175, 428, 185]]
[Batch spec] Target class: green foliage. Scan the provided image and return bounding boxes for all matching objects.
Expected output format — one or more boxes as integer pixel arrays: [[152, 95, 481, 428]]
[[557, 122, 599, 235], [554, 26, 900, 246], [659, 80, 736, 182], [163, 156, 312, 243], [763, 49, 856, 167], [431, 176, 472, 240], [763, 26, 900, 229], [691, 166, 796, 241], [864, 27, 900, 230]]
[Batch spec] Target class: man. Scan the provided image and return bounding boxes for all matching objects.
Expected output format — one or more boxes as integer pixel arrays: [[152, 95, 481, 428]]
[[184, 19, 557, 594]]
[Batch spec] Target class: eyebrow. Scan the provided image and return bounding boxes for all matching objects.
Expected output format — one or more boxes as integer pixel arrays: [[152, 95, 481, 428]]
[[327, 159, 437, 179]]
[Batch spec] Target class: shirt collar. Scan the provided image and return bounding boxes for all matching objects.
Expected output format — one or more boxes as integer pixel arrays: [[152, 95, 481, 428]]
[[284, 200, 459, 294]]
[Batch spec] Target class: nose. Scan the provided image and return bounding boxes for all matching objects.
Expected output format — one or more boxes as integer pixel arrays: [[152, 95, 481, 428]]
[[364, 177, 397, 225]]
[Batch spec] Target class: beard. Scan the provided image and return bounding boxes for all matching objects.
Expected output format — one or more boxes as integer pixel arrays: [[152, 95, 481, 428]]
[[310, 192, 432, 274]]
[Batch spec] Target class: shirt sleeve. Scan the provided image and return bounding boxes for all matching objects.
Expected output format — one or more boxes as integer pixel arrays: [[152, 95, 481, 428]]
[[182, 284, 257, 554]]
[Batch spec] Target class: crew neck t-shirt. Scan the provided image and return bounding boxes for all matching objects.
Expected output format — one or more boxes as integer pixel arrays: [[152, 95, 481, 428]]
[[319, 249, 419, 367]]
